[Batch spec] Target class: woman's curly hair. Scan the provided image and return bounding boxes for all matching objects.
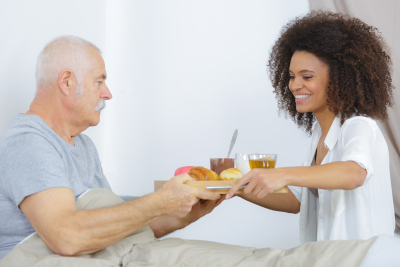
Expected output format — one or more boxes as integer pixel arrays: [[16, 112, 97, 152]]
[[268, 11, 394, 134]]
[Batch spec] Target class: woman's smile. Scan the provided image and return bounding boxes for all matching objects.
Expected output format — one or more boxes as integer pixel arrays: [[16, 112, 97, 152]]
[[294, 94, 311, 103]]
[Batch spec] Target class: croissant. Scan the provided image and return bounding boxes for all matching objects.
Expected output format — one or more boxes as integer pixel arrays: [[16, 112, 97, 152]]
[[220, 168, 243, 180], [188, 167, 219, 181]]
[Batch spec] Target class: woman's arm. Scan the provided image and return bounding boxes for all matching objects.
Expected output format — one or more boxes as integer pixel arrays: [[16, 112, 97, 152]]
[[239, 190, 301, 214], [226, 161, 366, 208], [286, 161, 366, 189]]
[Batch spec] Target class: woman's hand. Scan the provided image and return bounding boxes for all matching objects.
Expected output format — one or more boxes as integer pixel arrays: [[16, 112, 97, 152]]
[[226, 161, 367, 200], [226, 168, 288, 199]]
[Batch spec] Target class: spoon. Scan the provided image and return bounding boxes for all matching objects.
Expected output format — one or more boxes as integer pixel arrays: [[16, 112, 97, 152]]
[[227, 129, 238, 158]]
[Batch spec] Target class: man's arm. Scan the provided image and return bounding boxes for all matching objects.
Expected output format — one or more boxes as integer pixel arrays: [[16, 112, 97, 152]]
[[20, 174, 220, 256], [149, 197, 225, 238]]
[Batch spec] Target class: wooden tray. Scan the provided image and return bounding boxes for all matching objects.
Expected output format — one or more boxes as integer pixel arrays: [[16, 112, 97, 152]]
[[154, 180, 288, 195]]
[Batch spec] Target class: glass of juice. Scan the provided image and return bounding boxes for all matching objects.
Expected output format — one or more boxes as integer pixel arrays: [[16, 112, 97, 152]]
[[248, 154, 277, 169], [235, 153, 251, 175]]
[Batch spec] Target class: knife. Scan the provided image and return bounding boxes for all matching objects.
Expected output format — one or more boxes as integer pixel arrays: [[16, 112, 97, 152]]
[[206, 185, 246, 190]]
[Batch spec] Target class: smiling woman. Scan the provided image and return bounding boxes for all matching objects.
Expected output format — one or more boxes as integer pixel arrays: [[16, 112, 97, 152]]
[[226, 11, 395, 244], [268, 11, 394, 134]]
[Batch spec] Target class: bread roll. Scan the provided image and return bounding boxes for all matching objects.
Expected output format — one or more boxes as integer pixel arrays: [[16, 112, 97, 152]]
[[219, 168, 243, 180], [188, 167, 219, 181]]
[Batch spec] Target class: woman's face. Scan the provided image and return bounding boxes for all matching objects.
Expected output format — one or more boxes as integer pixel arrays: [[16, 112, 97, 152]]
[[288, 51, 330, 115]]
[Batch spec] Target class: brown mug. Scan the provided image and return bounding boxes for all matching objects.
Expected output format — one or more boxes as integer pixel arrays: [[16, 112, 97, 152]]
[[210, 158, 235, 176]]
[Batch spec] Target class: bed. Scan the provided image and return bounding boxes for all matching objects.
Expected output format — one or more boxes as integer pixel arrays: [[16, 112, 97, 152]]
[[0, 189, 398, 267]]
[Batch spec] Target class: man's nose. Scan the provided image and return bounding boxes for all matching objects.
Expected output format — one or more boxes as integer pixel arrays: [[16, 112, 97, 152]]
[[102, 85, 112, 100]]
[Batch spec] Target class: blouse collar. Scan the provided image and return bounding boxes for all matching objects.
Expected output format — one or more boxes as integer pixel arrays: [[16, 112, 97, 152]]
[[314, 117, 341, 151]]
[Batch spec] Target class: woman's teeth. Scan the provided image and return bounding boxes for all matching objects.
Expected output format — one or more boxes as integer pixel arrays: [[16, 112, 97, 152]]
[[295, 95, 311, 99]]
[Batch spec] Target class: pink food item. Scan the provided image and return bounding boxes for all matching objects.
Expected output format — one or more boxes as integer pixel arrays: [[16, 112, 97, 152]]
[[174, 166, 195, 176]]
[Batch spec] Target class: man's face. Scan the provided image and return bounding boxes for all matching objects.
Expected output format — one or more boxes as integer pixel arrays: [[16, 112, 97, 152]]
[[70, 47, 112, 130]]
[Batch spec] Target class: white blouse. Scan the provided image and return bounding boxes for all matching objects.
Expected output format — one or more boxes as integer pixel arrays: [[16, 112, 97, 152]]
[[289, 116, 395, 244]]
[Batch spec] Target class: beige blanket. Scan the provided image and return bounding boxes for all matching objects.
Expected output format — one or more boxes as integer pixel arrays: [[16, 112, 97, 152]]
[[0, 189, 376, 267]]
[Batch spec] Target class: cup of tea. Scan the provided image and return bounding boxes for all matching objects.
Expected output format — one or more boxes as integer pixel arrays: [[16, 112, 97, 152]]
[[210, 158, 235, 176], [248, 154, 277, 169], [235, 153, 251, 175]]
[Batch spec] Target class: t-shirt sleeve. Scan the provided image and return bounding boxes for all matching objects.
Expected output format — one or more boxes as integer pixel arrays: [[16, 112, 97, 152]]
[[340, 118, 375, 185], [0, 133, 72, 206]]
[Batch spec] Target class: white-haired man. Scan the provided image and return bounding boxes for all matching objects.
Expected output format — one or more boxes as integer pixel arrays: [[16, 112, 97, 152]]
[[0, 36, 221, 259]]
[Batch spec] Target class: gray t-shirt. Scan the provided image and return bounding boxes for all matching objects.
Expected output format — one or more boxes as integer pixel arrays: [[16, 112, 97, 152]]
[[0, 114, 111, 259]]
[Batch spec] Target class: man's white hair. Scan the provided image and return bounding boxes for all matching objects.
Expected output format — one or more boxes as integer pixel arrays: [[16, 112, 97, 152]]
[[35, 35, 101, 96]]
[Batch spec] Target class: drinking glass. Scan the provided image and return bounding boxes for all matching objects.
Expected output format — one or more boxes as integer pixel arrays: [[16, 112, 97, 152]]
[[248, 154, 278, 169], [235, 153, 251, 175]]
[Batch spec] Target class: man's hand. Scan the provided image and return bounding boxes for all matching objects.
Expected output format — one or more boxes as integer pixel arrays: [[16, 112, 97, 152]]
[[149, 194, 225, 238], [179, 195, 225, 227], [149, 174, 222, 238], [156, 174, 221, 218]]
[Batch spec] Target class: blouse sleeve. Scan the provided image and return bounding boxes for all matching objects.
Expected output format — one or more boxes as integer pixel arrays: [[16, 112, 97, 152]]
[[288, 159, 308, 202], [289, 186, 303, 202], [340, 118, 376, 185]]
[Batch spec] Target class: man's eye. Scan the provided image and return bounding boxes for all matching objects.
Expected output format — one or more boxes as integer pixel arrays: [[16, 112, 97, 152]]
[[97, 81, 103, 85]]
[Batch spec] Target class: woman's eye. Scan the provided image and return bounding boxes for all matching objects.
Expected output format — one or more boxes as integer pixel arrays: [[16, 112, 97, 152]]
[[303, 76, 313, 80], [289, 76, 295, 79]]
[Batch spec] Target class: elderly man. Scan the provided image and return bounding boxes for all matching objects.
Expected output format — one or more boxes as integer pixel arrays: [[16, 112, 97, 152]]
[[0, 36, 221, 259]]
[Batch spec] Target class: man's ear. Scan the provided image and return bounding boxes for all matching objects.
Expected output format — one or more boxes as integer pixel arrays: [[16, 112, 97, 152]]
[[58, 69, 74, 96]]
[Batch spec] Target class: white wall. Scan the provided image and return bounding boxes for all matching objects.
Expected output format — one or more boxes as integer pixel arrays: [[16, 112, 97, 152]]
[[0, 0, 106, 155], [0, 0, 310, 249]]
